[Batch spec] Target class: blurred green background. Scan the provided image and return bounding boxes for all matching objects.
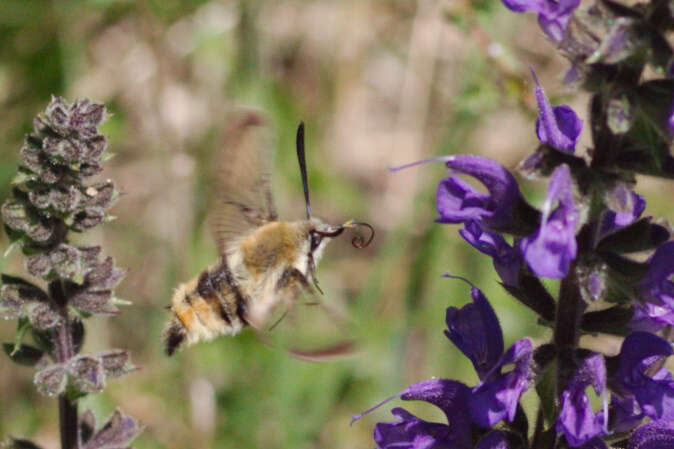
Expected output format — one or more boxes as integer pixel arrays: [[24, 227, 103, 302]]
[[3, 1, 665, 448]]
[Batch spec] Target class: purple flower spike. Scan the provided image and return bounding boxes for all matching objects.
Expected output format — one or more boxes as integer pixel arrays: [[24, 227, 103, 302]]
[[445, 286, 504, 379], [459, 221, 522, 287], [532, 68, 583, 154], [521, 164, 578, 279], [556, 353, 607, 447], [502, 0, 581, 42], [437, 155, 522, 231], [628, 420, 674, 449], [615, 332, 674, 421]]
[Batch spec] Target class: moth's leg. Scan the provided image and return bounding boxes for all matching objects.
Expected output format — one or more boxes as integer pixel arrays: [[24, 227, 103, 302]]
[[276, 267, 314, 296]]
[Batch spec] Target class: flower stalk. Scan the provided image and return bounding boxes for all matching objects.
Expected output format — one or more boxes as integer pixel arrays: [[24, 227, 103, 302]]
[[1, 97, 140, 449]]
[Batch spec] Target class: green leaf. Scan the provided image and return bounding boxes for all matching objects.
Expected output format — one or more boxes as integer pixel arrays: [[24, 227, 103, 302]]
[[12, 317, 31, 355], [3, 343, 44, 366]]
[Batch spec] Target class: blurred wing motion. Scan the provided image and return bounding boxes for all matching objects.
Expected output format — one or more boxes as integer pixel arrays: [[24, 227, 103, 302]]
[[255, 288, 358, 361], [209, 111, 278, 254]]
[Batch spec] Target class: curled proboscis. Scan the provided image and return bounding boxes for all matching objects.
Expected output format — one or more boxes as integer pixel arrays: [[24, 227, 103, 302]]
[[350, 222, 374, 249]]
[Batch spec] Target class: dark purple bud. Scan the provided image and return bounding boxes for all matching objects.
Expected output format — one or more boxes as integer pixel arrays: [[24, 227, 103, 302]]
[[578, 265, 607, 303], [78, 245, 103, 264], [532, 68, 583, 154], [83, 409, 141, 449], [27, 302, 62, 330], [20, 143, 43, 174], [49, 244, 83, 280], [86, 257, 125, 290], [68, 355, 106, 394], [72, 207, 106, 232], [28, 188, 51, 210], [38, 164, 64, 185], [50, 185, 82, 213], [42, 136, 81, 163], [637, 241, 674, 310], [521, 165, 578, 279], [83, 136, 107, 160], [45, 97, 70, 129], [628, 420, 674, 449], [445, 286, 504, 379], [98, 350, 134, 378], [34, 363, 67, 397], [71, 290, 117, 315], [555, 353, 607, 447], [83, 181, 117, 210]]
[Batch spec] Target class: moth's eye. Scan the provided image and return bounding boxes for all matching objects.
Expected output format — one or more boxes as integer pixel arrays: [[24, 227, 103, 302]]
[[310, 232, 322, 251]]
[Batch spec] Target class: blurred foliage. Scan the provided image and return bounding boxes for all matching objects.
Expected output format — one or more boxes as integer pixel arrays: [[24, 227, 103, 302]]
[[4, 1, 665, 448]]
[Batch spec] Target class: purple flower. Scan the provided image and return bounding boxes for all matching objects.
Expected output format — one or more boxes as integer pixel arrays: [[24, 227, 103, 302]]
[[501, 0, 581, 42], [475, 430, 514, 449], [459, 221, 522, 287], [532, 68, 583, 153], [634, 242, 674, 330], [434, 156, 522, 231], [556, 353, 607, 447], [613, 332, 674, 421], [520, 164, 578, 279], [445, 286, 532, 428], [373, 380, 473, 449], [610, 394, 644, 434], [628, 420, 674, 449]]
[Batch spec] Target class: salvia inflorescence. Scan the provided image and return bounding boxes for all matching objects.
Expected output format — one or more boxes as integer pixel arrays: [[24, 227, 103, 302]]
[[0, 97, 141, 449], [353, 1, 674, 448]]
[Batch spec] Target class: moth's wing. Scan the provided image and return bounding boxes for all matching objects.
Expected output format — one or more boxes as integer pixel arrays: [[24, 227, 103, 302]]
[[210, 111, 278, 254], [248, 275, 358, 361]]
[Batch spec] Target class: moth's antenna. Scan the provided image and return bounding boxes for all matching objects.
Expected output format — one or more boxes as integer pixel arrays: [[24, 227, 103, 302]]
[[296, 122, 311, 219]]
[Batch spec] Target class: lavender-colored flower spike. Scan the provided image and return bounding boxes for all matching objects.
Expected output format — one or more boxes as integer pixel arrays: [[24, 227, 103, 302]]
[[459, 221, 522, 287], [436, 155, 523, 231], [628, 420, 674, 449], [501, 0, 581, 42], [445, 285, 505, 379], [532, 68, 583, 154], [614, 332, 674, 421], [555, 353, 607, 447], [521, 164, 578, 278]]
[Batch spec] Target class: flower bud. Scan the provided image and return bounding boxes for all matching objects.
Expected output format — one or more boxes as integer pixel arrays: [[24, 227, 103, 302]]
[[68, 355, 105, 394], [34, 364, 67, 397]]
